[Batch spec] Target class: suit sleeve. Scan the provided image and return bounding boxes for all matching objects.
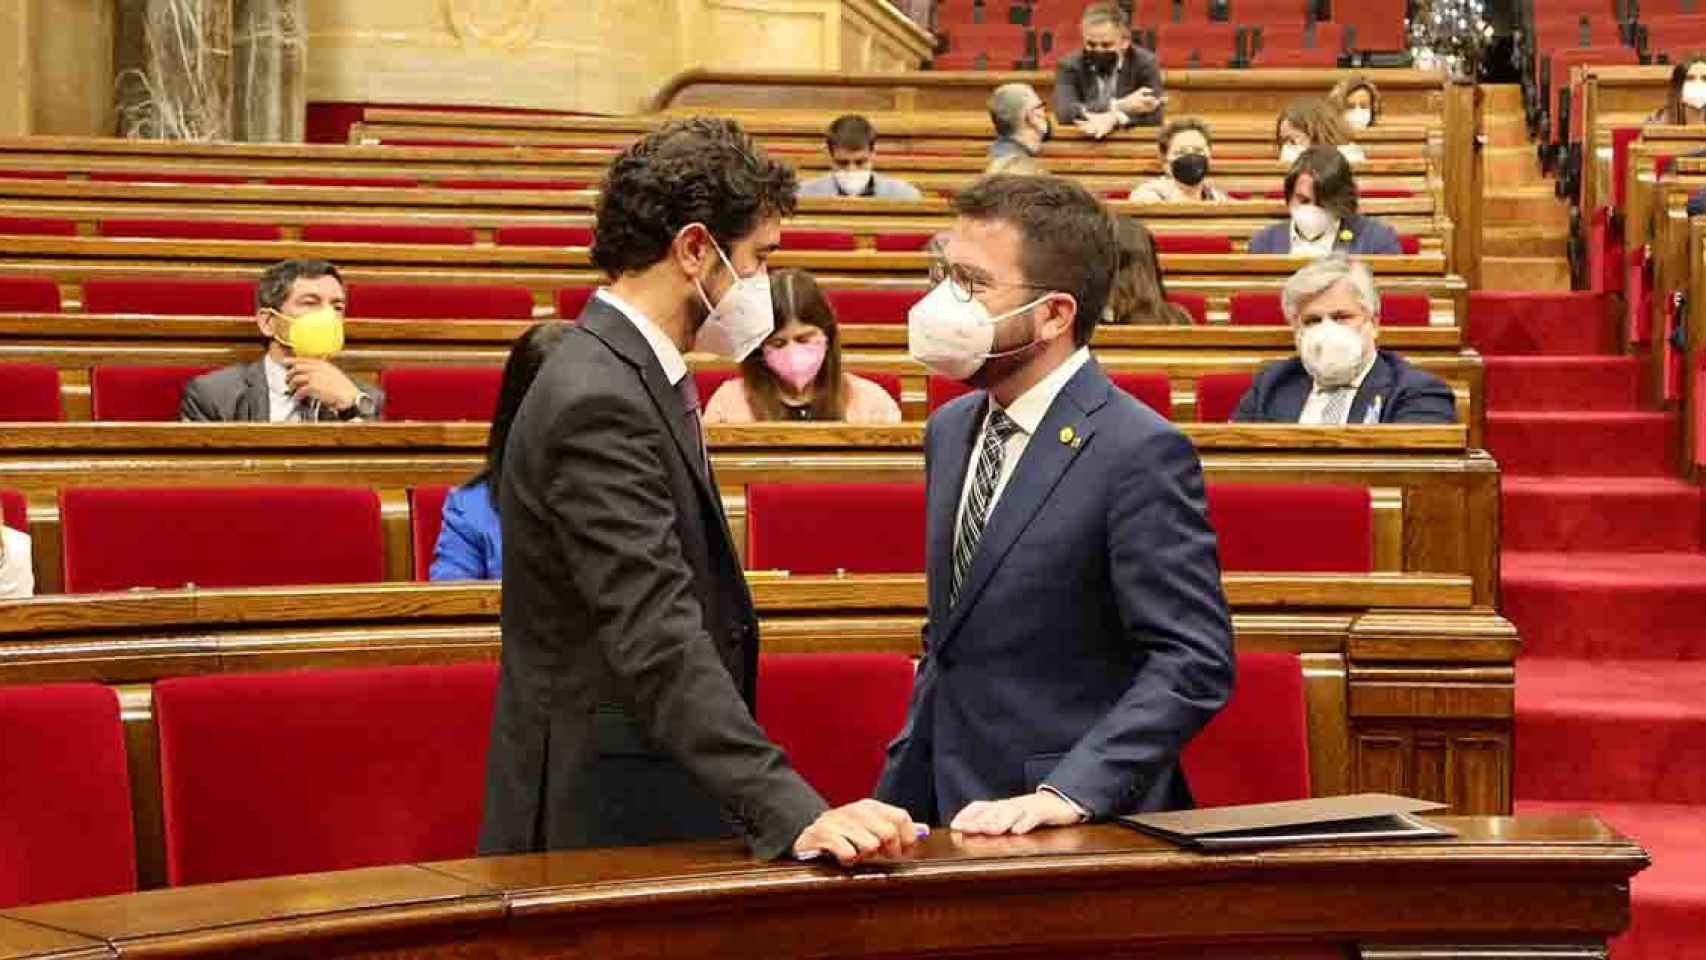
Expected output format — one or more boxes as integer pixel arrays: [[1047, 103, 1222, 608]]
[[1228, 377, 1263, 422], [1246, 225, 1283, 254], [1390, 369, 1460, 424], [177, 378, 218, 422], [1126, 52, 1164, 126], [430, 489, 488, 581], [547, 389, 826, 858], [873, 417, 937, 820], [1054, 60, 1090, 123], [1042, 427, 1235, 817]]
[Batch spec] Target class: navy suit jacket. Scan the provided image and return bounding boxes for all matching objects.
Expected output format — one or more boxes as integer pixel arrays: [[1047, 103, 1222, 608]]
[[1053, 49, 1165, 127], [1246, 213, 1403, 255], [875, 358, 1234, 824], [1230, 349, 1458, 424]]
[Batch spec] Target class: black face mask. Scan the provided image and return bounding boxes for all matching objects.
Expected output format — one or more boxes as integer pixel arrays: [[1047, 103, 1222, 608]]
[[1170, 153, 1209, 186], [1084, 50, 1118, 74]]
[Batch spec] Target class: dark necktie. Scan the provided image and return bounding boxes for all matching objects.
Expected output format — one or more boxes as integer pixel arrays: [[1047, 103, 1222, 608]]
[[675, 373, 710, 478], [951, 409, 1020, 607], [1318, 387, 1354, 426]]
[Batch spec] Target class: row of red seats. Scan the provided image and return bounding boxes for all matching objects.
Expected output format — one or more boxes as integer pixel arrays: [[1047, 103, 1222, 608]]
[[0, 479, 1372, 592], [0, 651, 1308, 905]]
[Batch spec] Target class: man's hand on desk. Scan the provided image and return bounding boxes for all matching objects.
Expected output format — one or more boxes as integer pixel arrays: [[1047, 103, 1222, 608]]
[[1116, 86, 1162, 116], [950, 789, 1086, 836], [1074, 111, 1121, 140], [794, 798, 929, 866]]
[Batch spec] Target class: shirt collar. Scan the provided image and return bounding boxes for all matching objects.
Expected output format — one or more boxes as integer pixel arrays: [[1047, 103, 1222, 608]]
[[595, 288, 688, 385], [991, 346, 1091, 435]]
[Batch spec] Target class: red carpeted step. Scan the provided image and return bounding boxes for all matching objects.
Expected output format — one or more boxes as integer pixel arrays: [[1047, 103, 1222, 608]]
[[1516, 659, 1706, 805], [1503, 552, 1706, 660], [1468, 291, 1616, 356], [1486, 411, 1678, 476], [1517, 800, 1706, 960], [1484, 356, 1643, 412], [1503, 477, 1704, 552]]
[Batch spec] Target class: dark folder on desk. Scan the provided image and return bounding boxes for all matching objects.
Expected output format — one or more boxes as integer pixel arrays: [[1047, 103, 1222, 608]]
[[1119, 794, 1454, 851]]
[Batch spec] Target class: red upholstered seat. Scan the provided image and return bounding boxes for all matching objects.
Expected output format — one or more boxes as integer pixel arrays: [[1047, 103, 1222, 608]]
[[1228, 292, 1287, 326], [826, 288, 921, 325], [1109, 371, 1174, 418], [1, 488, 25, 530], [874, 232, 935, 252], [302, 223, 475, 245], [88, 171, 246, 184], [155, 663, 498, 885], [437, 178, 588, 191], [82, 279, 258, 317], [1180, 651, 1311, 806], [0, 170, 67, 180], [556, 286, 595, 319], [757, 653, 914, 806], [0, 277, 61, 312], [0, 216, 76, 237], [783, 229, 858, 251], [1381, 293, 1431, 326], [695, 369, 739, 405], [410, 485, 451, 581], [379, 366, 502, 421], [91, 365, 219, 421], [1195, 372, 1255, 422], [927, 375, 976, 412], [495, 225, 593, 247], [1206, 483, 1373, 572], [1167, 292, 1208, 324], [347, 282, 535, 320], [1153, 234, 1234, 254], [98, 218, 281, 242], [60, 486, 385, 592], [1229, 290, 1427, 326], [265, 176, 419, 188], [747, 483, 926, 574], [1361, 188, 1416, 199], [0, 683, 137, 907], [1397, 234, 1421, 255], [0, 364, 62, 421]]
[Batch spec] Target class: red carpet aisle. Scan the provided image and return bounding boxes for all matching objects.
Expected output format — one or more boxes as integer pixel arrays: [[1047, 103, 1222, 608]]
[[1471, 291, 1706, 959]]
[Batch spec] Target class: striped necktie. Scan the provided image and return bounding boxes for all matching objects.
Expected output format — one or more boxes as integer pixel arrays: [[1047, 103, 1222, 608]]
[[951, 409, 1021, 607], [1318, 387, 1354, 425]]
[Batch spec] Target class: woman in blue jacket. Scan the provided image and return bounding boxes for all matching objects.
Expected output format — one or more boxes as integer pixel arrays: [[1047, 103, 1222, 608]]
[[430, 321, 568, 580]]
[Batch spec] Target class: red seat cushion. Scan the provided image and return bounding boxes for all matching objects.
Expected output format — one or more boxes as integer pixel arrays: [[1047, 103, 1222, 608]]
[[1380, 293, 1431, 326], [265, 176, 419, 188], [874, 232, 935, 252], [757, 653, 914, 806], [1228, 292, 1286, 326], [556, 286, 595, 319], [60, 486, 385, 592], [436, 178, 589, 191], [927, 375, 976, 412], [0, 217, 76, 237], [91, 365, 219, 421], [1180, 651, 1311, 806], [347, 283, 535, 320], [410, 485, 451, 581], [1167, 292, 1208, 324], [1206, 483, 1373, 572], [98, 218, 281, 242], [1195, 372, 1254, 422], [783, 229, 858, 251], [746, 483, 926, 574], [379, 366, 503, 421], [1397, 234, 1421, 255], [1109, 371, 1173, 418], [0, 364, 62, 421], [826, 288, 921, 325], [0, 170, 67, 180], [1, 488, 25, 530], [495, 225, 593, 247], [1154, 234, 1234, 254], [0, 683, 137, 907], [302, 223, 475, 245], [82, 279, 258, 317], [155, 663, 498, 885], [0, 277, 61, 312]]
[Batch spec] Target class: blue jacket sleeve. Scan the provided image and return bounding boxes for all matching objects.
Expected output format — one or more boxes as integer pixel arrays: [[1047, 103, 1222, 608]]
[[430, 487, 490, 581]]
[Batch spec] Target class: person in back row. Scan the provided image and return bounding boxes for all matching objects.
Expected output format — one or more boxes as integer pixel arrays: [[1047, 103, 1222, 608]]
[[1130, 118, 1227, 203], [430, 321, 570, 581], [1328, 74, 1383, 132], [179, 258, 383, 422], [1054, 1, 1164, 139], [704, 268, 902, 424], [1105, 216, 1193, 325], [1232, 256, 1456, 425], [0, 515, 32, 599], [987, 83, 1051, 161], [1649, 54, 1706, 124], [1275, 97, 1366, 165], [1247, 146, 1402, 256], [796, 115, 923, 200]]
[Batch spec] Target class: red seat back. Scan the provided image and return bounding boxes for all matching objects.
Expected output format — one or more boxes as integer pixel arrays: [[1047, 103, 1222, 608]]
[[1380, 293, 1431, 326], [495, 225, 594, 247], [379, 366, 503, 421], [98, 218, 281, 242], [347, 283, 535, 320], [782, 229, 858, 251], [1228, 292, 1287, 326], [1, 488, 25, 530], [410, 485, 452, 581], [927, 375, 976, 412], [0, 364, 62, 421], [0, 683, 137, 907], [155, 663, 498, 885], [302, 223, 475, 245], [82, 279, 257, 317], [1180, 651, 1311, 806], [874, 232, 935, 252], [0, 216, 76, 237], [826, 288, 921, 325], [1109, 371, 1174, 418], [695, 369, 739, 406], [91, 365, 219, 421], [60, 486, 385, 592], [88, 171, 245, 184], [747, 483, 926, 574], [757, 653, 914, 806], [1167, 292, 1208, 324], [1206, 483, 1373, 572], [436, 178, 589, 191], [1195, 372, 1254, 422], [0, 277, 62, 312], [556, 286, 595, 319], [1153, 234, 1234, 254]]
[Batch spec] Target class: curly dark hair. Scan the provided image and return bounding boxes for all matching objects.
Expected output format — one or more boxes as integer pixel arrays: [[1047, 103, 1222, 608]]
[[590, 117, 798, 278]]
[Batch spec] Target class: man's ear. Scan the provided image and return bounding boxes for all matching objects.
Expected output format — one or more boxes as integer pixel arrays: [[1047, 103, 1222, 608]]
[[256, 309, 278, 339], [672, 223, 713, 279], [1043, 294, 1078, 341]]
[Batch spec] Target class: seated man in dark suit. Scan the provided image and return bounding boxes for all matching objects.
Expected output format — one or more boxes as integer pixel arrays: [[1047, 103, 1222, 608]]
[[1232, 256, 1457, 425], [1053, 1, 1164, 140], [179, 259, 382, 422], [987, 83, 1051, 161], [1247, 146, 1402, 257]]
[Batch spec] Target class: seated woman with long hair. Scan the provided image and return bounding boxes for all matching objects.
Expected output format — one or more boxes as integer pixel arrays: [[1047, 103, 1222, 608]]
[[1650, 54, 1706, 124], [1275, 97, 1366, 165], [1328, 74, 1383, 132], [704, 268, 901, 424], [1105, 216, 1192, 325], [430, 321, 569, 581]]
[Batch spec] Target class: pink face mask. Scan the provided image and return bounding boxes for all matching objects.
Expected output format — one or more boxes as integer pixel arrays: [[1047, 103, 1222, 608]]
[[762, 337, 829, 392]]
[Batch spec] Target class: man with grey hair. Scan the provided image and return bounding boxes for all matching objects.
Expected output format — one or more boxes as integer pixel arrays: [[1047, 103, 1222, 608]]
[[987, 83, 1050, 161], [1231, 255, 1456, 425], [1054, 1, 1164, 140]]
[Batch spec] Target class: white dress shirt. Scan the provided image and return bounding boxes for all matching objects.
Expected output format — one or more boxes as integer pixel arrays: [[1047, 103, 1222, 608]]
[[1288, 217, 1341, 258], [954, 347, 1091, 535], [0, 525, 34, 599], [1298, 351, 1379, 425], [262, 354, 303, 423], [596, 288, 688, 387]]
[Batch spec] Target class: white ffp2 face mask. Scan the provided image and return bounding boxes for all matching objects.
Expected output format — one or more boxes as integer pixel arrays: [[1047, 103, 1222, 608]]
[[1684, 80, 1706, 110], [832, 169, 874, 195], [1290, 203, 1337, 242], [1298, 319, 1370, 389], [907, 279, 1052, 382], [691, 234, 774, 361], [1344, 107, 1372, 130]]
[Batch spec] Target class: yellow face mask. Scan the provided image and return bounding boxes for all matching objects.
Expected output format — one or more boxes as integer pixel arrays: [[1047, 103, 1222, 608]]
[[269, 306, 345, 359]]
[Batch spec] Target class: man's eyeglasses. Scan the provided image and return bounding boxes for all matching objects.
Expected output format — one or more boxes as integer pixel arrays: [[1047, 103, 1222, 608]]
[[928, 258, 1050, 303]]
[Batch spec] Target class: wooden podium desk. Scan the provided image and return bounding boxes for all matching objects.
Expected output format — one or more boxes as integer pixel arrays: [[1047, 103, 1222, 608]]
[[0, 818, 1645, 959]]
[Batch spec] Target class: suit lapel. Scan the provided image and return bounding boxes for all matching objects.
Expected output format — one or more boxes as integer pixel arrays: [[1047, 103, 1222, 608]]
[[1349, 352, 1397, 424], [1271, 364, 1314, 423], [238, 360, 270, 422], [926, 394, 986, 632]]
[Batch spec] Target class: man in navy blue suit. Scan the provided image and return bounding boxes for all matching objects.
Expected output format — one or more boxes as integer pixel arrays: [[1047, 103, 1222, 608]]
[[877, 174, 1235, 835], [1231, 256, 1458, 425]]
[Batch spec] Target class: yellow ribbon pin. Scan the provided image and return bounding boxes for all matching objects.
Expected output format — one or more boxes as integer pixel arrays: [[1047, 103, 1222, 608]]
[[1059, 426, 1075, 445], [1338, 228, 1354, 242]]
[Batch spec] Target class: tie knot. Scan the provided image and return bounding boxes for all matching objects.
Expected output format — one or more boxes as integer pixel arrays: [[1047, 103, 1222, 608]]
[[675, 373, 700, 414], [987, 408, 1020, 441]]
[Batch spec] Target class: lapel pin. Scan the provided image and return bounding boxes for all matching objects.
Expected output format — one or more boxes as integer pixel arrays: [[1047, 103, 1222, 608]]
[[1059, 426, 1082, 448], [1338, 228, 1354, 243]]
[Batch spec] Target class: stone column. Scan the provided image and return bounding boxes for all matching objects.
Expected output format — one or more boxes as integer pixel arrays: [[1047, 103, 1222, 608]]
[[233, 0, 306, 142], [115, 0, 234, 140]]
